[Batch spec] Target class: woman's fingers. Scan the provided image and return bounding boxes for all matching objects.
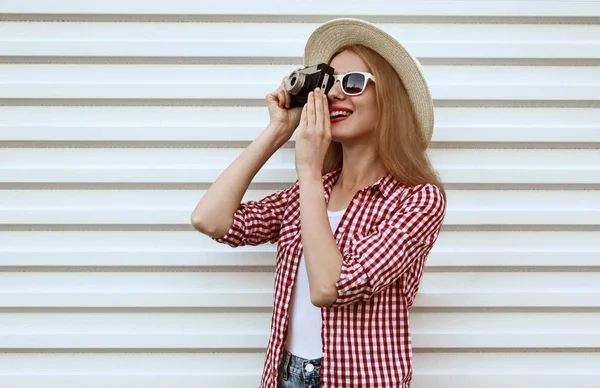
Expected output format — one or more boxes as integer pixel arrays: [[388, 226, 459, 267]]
[[300, 103, 308, 129], [299, 89, 328, 136], [322, 91, 330, 136], [314, 89, 323, 132], [307, 92, 316, 131], [278, 88, 287, 109], [274, 77, 287, 109], [282, 77, 290, 109]]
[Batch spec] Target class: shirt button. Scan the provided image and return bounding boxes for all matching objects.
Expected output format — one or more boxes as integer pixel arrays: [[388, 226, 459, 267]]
[[305, 363, 315, 372], [339, 227, 345, 233]]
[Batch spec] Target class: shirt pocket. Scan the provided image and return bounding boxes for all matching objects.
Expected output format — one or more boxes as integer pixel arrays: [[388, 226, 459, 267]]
[[341, 229, 365, 256], [278, 221, 302, 248]]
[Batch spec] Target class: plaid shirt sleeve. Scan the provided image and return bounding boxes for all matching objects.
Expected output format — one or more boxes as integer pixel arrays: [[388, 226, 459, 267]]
[[211, 183, 297, 247], [331, 183, 446, 307]]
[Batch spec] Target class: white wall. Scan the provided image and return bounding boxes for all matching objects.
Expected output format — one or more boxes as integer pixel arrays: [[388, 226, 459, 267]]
[[1, 1, 599, 387]]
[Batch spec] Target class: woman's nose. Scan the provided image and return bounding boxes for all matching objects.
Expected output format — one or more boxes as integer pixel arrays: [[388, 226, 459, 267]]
[[327, 79, 344, 100]]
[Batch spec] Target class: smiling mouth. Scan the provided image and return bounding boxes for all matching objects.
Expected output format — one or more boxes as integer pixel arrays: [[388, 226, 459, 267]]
[[330, 110, 353, 122]]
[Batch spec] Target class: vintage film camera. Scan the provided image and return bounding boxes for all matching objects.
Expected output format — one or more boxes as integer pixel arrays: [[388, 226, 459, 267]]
[[284, 63, 335, 108]]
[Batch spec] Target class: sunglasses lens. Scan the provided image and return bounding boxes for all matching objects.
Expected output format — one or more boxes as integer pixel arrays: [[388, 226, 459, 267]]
[[342, 73, 366, 95]]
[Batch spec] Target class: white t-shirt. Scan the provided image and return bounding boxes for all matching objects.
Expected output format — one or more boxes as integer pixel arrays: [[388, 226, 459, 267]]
[[284, 208, 346, 359]]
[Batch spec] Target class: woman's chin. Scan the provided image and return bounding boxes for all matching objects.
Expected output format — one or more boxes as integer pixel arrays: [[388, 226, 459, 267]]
[[330, 125, 350, 141], [330, 126, 360, 143]]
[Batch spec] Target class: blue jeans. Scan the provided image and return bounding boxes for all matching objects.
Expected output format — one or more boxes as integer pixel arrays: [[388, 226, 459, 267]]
[[277, 349, 322, 388]]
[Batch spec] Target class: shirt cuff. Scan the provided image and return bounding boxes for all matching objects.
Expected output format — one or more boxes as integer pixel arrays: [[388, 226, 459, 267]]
[[332, 260, 371, 306], [211, 208, 245, 247]]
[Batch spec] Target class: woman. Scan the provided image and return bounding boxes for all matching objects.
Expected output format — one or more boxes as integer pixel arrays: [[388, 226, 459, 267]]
[[192, 18, 447, 388]]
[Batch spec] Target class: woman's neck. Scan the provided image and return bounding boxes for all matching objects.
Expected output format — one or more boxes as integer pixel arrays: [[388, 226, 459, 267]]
[[336, 143, 387, 191]]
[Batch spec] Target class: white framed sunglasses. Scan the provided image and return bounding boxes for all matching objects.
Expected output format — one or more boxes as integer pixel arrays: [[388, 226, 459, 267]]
[[332, 71, 376, 96]]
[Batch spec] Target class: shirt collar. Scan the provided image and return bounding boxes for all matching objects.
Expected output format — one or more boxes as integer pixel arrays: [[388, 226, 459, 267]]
[[321, 167, 398, 200]]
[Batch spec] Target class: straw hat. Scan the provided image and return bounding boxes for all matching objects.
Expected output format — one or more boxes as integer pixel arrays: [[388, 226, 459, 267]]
[[303, 18, 434, 145]]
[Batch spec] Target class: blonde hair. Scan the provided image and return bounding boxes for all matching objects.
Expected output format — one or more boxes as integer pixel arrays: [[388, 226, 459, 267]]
[[322, 45, 445, 198]]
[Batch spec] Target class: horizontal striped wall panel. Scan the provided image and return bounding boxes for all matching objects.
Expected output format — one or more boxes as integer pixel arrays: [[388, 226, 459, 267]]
[[2, 65, 599, 101], [2, 106, 599, 143], [1, 189, 599, 225], [0, 272, 598, 308], [1, 0, 599, 17], [2, 231, 599, 268], [2, 148, 600, 184], [2, 22, 600, 59], [1, 312, 599, 348]]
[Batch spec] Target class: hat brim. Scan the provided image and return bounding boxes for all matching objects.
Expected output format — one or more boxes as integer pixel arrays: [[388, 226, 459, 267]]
[[303, 18, 434, 145]]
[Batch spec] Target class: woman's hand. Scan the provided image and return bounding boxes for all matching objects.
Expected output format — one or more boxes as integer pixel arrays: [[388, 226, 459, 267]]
[[266, 77, 303, 141], [295, 88, 331, 178]]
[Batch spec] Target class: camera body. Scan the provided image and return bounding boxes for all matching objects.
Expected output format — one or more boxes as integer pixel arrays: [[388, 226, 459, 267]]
[[284, 63, 335, 108]]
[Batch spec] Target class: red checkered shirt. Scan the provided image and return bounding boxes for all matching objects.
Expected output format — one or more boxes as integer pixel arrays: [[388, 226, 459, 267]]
[[213, 167, 446, 388]]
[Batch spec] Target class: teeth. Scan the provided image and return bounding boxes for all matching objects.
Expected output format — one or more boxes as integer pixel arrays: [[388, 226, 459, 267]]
[[330, 110, 352, 118]]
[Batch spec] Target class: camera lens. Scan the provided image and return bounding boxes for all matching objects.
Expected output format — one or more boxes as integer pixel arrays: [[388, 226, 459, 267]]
[[285, 70, 306, 95]]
